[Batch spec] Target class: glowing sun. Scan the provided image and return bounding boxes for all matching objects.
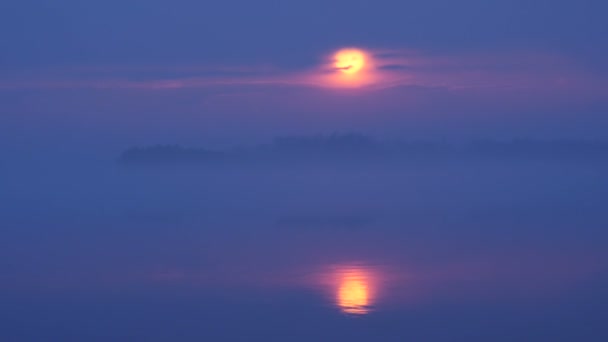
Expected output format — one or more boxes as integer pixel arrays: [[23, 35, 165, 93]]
[[334, 49, 367, 74]]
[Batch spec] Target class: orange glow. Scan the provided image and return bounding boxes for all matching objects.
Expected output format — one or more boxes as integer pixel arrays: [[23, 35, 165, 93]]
[[336, 267, 373, 315], [323, 48, 375, 88], [334, 49, 367, 74]]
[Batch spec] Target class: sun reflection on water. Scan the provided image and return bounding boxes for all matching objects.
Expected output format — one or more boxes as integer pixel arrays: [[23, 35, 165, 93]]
[[334, 266, 375, 315]]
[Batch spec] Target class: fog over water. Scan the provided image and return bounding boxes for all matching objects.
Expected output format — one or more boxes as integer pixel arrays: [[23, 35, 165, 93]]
[[2, 137, 607, 341], [2, 0, 608, 339]]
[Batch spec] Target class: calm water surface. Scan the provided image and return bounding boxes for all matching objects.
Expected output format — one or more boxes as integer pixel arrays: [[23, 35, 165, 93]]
[[1, 161, 607, 341]]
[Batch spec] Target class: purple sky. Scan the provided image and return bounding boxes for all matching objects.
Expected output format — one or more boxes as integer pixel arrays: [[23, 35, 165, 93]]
[[1, 0, 608, 154]]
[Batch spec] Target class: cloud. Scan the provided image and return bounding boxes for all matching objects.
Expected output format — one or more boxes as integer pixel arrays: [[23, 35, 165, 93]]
[[0, 48, 606, 110], [377, 64, 410, 71]]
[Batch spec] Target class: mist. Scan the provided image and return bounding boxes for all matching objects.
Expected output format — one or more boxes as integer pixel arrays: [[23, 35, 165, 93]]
[[2, 133, 607, 340]]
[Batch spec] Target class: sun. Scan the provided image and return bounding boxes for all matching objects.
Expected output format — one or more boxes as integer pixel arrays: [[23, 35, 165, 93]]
[[334, 49, 367, 74]]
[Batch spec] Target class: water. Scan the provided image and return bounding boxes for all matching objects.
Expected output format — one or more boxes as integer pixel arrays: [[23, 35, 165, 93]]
[[1, 159, 607, 341]]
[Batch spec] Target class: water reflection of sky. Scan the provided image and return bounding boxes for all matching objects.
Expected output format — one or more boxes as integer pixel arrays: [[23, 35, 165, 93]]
[[3, 218, 604, 313], [2, 162, 608, 340], [335, 266, 374, 315]]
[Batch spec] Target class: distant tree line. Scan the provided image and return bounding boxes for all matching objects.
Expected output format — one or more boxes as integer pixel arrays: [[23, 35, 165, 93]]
[[118, 133, 608, 165]]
